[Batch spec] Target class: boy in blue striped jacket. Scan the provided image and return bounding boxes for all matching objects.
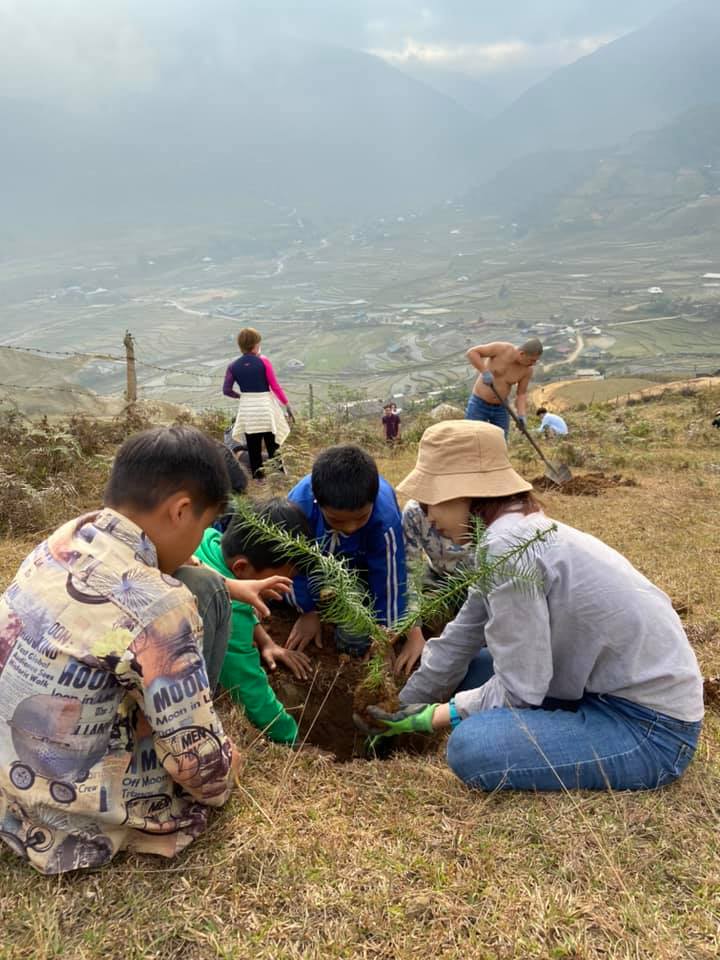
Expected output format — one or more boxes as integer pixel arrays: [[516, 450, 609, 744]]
[[286, 445, 407, 656]]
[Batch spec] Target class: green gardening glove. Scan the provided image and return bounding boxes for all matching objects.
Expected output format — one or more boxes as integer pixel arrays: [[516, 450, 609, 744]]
[[367, 703, 439, 738]]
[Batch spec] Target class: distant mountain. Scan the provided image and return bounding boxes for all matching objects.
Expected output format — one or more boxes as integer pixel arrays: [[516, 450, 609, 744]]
[[467, 104, 720, 236], [0, 45, 482, 243], [476, 0, 720, 178], [393, 62, 548, 121]]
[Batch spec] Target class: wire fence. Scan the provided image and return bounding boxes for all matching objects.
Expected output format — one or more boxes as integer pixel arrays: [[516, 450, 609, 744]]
[[0, 340, 332, 415], [0, 338, 516, 418], [0, 342, 217, 379], [0, 379, 99, 398]]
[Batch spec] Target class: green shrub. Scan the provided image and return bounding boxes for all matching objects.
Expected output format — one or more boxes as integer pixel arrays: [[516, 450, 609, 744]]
[[628, 420, 652, 438], [556, 442, 586, 467]]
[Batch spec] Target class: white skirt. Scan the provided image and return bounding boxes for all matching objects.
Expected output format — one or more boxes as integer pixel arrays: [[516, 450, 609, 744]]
[[231, 391, 290, 445]]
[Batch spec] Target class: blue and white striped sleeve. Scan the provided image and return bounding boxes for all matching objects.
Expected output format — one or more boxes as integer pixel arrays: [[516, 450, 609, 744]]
[[366, 516, 407, 627]]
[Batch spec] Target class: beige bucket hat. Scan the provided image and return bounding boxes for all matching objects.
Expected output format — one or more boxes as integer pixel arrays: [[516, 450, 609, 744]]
[[397, 420, 532, 505]]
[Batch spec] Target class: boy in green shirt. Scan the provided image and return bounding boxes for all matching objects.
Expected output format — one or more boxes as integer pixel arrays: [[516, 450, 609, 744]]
[[195, 499, 311, 744]]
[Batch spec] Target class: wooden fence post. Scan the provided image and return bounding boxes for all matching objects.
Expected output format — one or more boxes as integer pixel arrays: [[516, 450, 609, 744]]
[[123, 331, 137, 405], [308, 383, 314, 420]]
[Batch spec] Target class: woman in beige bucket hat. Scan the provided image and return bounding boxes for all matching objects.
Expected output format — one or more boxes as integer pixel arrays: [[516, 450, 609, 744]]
[[369, 419, 704, 792], [398, 419, 536, 538], [394, 420, 539, 676]]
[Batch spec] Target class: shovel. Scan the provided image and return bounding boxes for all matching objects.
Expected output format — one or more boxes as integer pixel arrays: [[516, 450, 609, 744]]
[[489, 384, 572, 486]]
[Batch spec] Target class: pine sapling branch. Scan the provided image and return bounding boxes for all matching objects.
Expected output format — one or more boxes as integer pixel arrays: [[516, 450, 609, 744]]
[[231, 496, 383, 642], [393, 520, 557, 637]]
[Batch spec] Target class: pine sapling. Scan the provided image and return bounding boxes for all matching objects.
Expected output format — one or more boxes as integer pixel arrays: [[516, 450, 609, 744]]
[[230, 498, 556, 724], [394, 516, 557, 636]]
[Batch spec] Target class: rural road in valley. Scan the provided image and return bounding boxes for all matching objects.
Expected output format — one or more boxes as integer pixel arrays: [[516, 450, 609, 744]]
[[543, 332, 584, 372]]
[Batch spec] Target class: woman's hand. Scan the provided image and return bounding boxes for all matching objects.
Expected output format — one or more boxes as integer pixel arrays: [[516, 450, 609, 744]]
[[224, 575, 293, 619], [393, 625, 425, 677], [355, 703, 449, 742]]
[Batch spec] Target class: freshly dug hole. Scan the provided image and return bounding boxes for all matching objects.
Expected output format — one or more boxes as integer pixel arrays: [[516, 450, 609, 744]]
[[531, 471, 639, 496], [266, 615, 436, 762]]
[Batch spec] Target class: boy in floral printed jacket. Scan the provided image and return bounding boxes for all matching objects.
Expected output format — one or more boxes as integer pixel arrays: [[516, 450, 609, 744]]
[[0, 427, 286, 874]]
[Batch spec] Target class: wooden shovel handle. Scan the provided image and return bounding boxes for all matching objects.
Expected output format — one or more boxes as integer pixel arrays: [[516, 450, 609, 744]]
[[489, 384, 560, 473]]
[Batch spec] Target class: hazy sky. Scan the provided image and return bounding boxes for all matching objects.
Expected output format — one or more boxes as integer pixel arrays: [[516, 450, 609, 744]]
[[0, 0, 680, 100]]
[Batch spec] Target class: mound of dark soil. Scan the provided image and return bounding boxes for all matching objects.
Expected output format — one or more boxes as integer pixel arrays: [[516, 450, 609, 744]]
[[265, 613, 434, 762], [270, 648, 367, 762], [531, 471, 639, 496]]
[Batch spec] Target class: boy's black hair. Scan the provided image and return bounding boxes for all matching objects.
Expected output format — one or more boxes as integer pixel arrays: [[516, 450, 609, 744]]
[[536, 407, 548, 417], [311, 444, 379, 511], [221, 498, 311, 569], [218, 443, 248, 494], [105, 426, 230, 514]]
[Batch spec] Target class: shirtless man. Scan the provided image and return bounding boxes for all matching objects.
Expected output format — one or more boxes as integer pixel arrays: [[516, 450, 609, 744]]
[[465, 339, 543, 437]]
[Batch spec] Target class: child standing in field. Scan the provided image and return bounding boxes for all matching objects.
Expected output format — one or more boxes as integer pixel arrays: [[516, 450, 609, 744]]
[[285, 445, 407, 657], [382, 403, 401, 444]]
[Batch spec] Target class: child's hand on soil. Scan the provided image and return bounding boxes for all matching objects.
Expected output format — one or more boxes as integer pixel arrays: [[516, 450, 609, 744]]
[[260, 641, 312, 680], [393, 626, 425, 677], [225, 576, 293, 619], [286, 611, 323, 651]]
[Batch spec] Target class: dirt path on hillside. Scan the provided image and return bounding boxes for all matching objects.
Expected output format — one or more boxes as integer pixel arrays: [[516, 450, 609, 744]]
[[608, 315, 681, 327], [542, 332, 584, 373]]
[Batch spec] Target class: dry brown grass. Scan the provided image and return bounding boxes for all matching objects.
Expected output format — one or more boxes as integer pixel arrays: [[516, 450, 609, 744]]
[[1, 390, 720, 959]]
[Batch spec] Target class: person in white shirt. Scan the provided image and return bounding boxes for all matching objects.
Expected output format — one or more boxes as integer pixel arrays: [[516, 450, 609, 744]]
[[535, 407, 568, 438], [363, 420, 703, 792]]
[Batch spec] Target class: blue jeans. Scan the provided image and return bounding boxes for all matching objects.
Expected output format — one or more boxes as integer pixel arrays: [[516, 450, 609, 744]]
[[465, 394, 509, 438], [447, 649, 702, 791]]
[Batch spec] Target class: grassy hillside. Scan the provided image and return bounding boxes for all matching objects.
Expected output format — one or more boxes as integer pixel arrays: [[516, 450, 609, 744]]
[[0, 347, 120, 418], [534, 377, 663, 410], [469, 104, 720, 238], [1, 387, 719, 959], [535, 375, 720, 411]]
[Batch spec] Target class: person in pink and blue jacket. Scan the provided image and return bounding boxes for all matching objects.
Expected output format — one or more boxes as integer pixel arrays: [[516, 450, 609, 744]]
[[222, 327, 294, 479]]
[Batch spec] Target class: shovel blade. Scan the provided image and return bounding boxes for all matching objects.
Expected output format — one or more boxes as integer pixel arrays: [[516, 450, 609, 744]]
[[544, 463, 573, 486]]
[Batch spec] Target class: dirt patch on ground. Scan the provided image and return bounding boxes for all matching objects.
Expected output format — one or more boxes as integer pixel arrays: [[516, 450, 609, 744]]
[[265, 613, 434, 762], [531, 471, 639, 496], [703, 676, 720, 708], [685, 621, 720, 646], [268, 635, 368, 762]]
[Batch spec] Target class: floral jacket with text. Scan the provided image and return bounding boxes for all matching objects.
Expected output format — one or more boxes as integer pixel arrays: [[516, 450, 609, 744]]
[[0, 509, 233, 874]]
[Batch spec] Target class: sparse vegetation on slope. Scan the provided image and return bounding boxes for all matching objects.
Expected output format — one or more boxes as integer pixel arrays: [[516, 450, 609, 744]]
[[0, 407, 226, 537]]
